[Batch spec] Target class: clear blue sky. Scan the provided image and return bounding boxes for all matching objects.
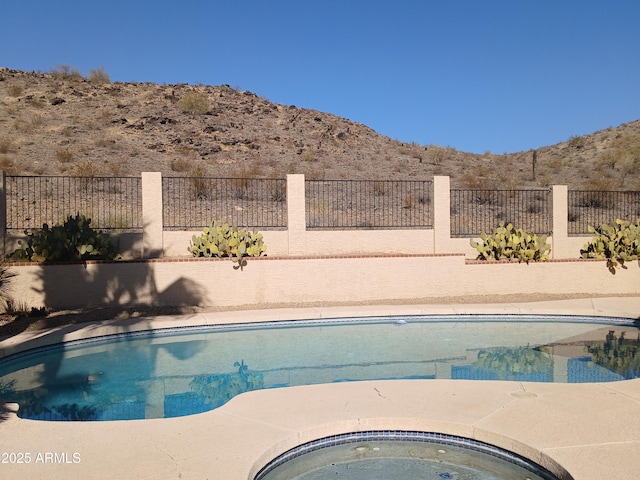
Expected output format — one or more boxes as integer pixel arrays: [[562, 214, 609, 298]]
[[2, 0, 639, 154]]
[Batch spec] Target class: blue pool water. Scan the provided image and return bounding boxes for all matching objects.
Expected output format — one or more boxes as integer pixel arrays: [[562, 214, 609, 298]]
[[254, 431, 561, 480], [0, 315, 638, 421]]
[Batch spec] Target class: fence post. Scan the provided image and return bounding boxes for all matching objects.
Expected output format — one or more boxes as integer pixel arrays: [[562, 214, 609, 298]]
[[0, 171, 5, 258], [142, 172, 163, 258], [433, 176, 451, 254], [287, 174, 306, 255], [552, 185, 569, 259]]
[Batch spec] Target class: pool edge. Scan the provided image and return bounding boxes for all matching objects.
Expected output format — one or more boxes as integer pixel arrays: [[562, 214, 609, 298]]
[[1, 296, 639, 359]]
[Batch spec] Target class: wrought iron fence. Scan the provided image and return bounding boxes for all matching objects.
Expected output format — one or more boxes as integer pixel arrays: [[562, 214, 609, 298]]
[[7, 175, 637, 239], [5, 176, 142, 231], [162, 177, 287, 230], [450, 189, 552, 237], [568, 190, 640, 235], [305, 179, 433, 229]]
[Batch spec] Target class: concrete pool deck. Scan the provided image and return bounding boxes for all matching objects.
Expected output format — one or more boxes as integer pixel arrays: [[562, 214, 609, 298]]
[[0, 296, 639, 480]]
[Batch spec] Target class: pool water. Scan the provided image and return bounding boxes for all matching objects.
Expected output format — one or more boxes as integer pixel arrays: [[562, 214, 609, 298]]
[[254, 431, 560, 480], [0, 315, 638, 421]]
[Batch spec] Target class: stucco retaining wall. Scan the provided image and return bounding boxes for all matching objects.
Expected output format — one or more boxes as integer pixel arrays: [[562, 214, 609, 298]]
[[6, 256, 639, 310]]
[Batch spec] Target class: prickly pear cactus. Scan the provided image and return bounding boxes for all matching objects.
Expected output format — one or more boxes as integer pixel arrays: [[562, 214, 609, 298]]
[[470, 222, 551, 263], [580, 218, 640, 273], [188, 220, 266, 268], [7, 214, 121, 262]]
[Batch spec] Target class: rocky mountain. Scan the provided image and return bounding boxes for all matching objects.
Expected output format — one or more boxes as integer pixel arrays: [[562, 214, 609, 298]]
[[1, 67, 639, 189]]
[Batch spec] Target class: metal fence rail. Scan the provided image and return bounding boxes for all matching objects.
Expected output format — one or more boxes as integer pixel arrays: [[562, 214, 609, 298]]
[[568, 190, 640, 235], [5, 176, 142, 231], [162, 177, 287, 230], [450, 189, 552, 237], [305, 179, 433, 229]]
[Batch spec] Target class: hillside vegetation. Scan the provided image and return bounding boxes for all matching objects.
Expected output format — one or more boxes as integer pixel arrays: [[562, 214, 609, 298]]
[[1, 66, 639, 190]]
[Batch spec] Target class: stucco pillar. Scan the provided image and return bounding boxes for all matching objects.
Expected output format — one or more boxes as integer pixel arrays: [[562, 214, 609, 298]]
[[433, 176, 451, 254], [552, 185, 569, 259], [142, 172, 163, 258], [287, 174, 306, 255]]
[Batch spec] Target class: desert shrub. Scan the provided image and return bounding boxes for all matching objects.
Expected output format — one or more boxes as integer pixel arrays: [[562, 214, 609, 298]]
[[0, 138, 13, 154], [403, 194, 414, 209], [458, 166, 498, 190], [372, 181, 386, 196], [428, 145, 449, 165], [300, 150, 315, 162], [14, 114, 44, 132], [88, 66, 110, 84], [30, 113, 44, 127], [174, 145, 198, 157], [526, 203, 542, 214], [0, 157, 18, 174], [305, 165, 325, 180], [60, 125, 75, 137], [231, 175, 250, 199], [189, 164, 211, 198], [50, 65, 83, 81], [598, 150, 621, 170], [568, 211, 580, 223], [98, 108, 112, 124], [32, 164, 46, 175], [13, 119, 28, 132], [171, 157, 191, 173], [177, 91, 210, 114], [105, 159, 125, 176], [55, 148, 73, 162], [471, 222, 551, 263], [25, 96, 45, 108], [7, 214, 121, 263], [230, 166, 261, 199], [580, 219, 640, 273], [270, 182, 286, 202], [545, 156, 565, 170], [73, 160, 100, 177], [8, 85, 23, 97], [95, 136, 116, 148], [188, 220, 266, 268], [568, 135, 586, 150], [398, 142, 424, 158]]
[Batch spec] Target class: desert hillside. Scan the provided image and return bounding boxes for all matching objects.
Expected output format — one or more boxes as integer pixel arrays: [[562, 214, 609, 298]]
[[1, 67, 639, 190]]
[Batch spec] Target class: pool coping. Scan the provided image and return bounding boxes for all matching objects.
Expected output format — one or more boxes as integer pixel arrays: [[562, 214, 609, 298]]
[[0, 296, 639, 480]]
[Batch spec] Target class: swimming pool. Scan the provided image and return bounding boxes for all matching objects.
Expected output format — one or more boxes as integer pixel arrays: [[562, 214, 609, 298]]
[[0, 314, 638, 421]]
